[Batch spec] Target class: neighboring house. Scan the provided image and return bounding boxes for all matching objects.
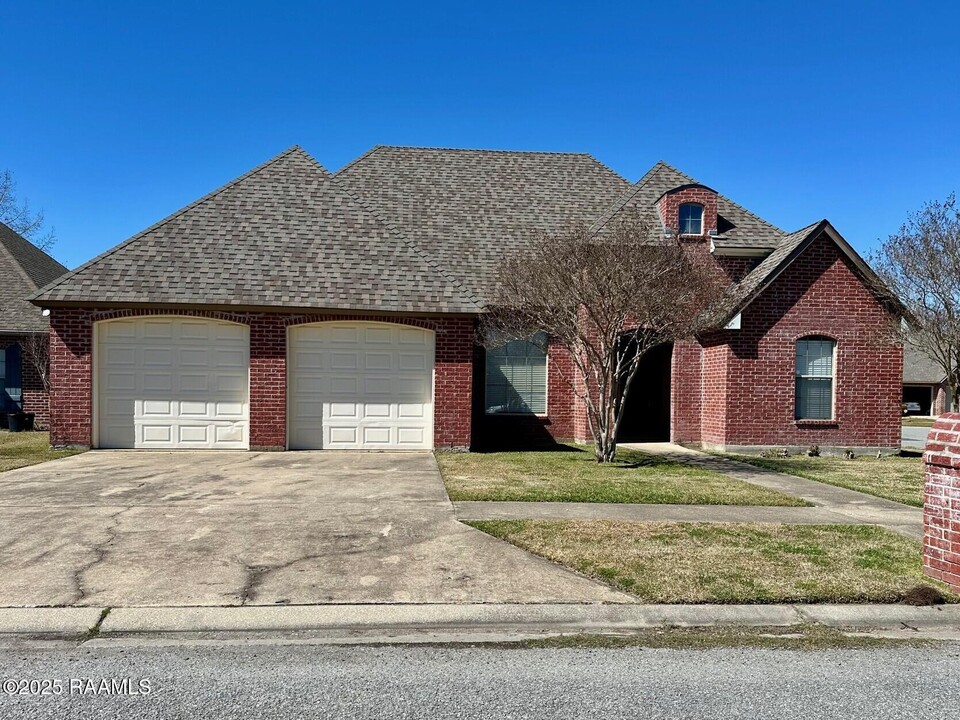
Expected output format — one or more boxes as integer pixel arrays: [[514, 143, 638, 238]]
[[30, 146, 903, 453], [903, 345, 954, 416], [0, 222, 68, 429]]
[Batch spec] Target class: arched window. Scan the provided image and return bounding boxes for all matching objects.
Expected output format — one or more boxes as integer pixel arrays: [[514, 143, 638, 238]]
[[795, 337, 835, 420], [679, 203, 703, 235]]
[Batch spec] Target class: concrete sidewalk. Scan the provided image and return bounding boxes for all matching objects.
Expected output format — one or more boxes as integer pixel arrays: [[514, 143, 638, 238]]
[[623, 443, 923, 539], [2, 604, 958, 644], [455, 501, 858, 524]]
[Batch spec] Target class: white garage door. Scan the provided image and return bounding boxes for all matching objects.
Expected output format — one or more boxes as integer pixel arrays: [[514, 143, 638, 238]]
[[96, 317, 249, 449], [288, 322, 434, 450]]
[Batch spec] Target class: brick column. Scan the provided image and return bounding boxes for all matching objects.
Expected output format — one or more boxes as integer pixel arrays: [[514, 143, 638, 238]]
[[434, 317, 474, 449], [923, 412, 960, 591], [248, 315, 287, 450], [48, 309, 93, 448]]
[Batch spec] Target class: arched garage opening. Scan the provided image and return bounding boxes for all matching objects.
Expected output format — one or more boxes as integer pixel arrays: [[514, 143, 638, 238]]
[[286, 321, 435, 450], [94, 316, 250, 449]]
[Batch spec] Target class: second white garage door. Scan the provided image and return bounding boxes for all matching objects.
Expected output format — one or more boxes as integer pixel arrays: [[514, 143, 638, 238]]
[[287, 322, 434, 450]]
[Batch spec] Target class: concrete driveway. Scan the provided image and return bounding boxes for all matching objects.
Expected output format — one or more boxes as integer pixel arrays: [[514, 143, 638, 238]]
[[902, 425, 932, 451], [0, 452, 628, 607]]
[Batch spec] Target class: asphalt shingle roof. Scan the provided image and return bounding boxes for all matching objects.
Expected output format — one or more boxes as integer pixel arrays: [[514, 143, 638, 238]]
[[32, 147, 480, 314], [0, 222, 68, 333], [31, 144, 885, 320], [335, 146, 634, 301]]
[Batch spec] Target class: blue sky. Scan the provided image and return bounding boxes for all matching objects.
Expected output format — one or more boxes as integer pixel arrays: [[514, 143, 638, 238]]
[[3, 1, 958, 269]]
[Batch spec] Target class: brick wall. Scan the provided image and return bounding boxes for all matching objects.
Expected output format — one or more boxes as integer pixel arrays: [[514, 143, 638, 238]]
[[0, 332, 51, 430], [922, 413, 960, 591], [47, 308, 476, 450], [49, 310, 93, 447], [433, 316, 474, 449], [713, 233, 902, 451], [671, 339, 702, 443], [656, 186, 718, 237]]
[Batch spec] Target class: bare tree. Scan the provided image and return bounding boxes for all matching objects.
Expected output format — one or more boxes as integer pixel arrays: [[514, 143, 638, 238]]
[[482, 215, 725, 462], [871, 193, 960, 412], [0, 170, 56, 251], [19, 333, 50, 393]]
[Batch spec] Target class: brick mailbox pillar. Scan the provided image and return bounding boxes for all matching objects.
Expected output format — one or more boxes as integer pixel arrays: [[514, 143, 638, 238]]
[[923, 412, 960, 591]]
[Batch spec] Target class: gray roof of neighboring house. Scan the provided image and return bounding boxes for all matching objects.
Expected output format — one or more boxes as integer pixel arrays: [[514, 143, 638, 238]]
[[335, 146, 634, 301], [903, 345, 948, 384], [0, 222, 68, 333], [31, 147, 480, 314]]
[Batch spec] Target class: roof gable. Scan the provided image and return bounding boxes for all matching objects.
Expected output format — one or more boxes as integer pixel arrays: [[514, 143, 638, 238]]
[[720, 220, 904, 322], [0, 222, 68, 333], [32, 147, 479, 314]]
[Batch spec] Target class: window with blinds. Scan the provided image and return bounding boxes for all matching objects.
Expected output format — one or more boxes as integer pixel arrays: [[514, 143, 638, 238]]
[[795, 337, 835, 420], [485, 334, 547, 414]]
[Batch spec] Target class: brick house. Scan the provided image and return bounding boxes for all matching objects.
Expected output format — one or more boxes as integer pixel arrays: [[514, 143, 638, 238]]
[[1, 222, 68, 429], [30, 146, 903, 453]]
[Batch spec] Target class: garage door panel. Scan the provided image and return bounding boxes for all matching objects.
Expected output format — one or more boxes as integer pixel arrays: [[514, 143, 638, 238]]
[[142, 321, 173, 339], [288, 323, 434, 450], [97, 318, 249, 449], [397, 427, 426, 445]]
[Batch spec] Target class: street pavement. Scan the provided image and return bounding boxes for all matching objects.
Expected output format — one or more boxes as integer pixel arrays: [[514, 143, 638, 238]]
[[0, 643, 958, 719]]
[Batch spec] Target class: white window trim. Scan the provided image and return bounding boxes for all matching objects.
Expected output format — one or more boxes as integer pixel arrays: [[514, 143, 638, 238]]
[[795, 337, 837, 421]]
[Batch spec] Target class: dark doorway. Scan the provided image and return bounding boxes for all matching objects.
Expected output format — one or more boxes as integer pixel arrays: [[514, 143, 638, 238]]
[[617, 340, 673, 442]]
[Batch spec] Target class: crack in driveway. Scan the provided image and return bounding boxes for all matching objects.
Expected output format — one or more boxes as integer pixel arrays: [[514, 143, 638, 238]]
[[71, 507, 131, 605]]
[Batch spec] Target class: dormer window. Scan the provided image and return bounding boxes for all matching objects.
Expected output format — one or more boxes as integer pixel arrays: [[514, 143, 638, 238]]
[[679, 203, 703, 235]]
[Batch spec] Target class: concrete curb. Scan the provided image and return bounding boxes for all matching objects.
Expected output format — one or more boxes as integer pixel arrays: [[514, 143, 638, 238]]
[[0, 608, 105, 635], [97, 603, 960, 636], [3, 604, 958, 640]]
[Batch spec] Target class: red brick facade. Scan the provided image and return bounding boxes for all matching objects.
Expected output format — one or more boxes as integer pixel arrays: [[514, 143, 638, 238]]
[[44, 231, 901, 454], [0, 332, 51, 430], [480, 231, 901, 453], [47, 308, 474, 450], [922, 413, 960, 591]]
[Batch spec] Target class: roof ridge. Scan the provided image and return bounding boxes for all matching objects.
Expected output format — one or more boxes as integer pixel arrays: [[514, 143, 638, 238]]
[[29, 145, 306, 302], [328, 173, 483, 310], [362, 144, 596, 157]]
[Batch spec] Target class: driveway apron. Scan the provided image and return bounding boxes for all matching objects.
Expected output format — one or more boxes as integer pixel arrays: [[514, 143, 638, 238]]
[[0, 451, 628, 607]]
